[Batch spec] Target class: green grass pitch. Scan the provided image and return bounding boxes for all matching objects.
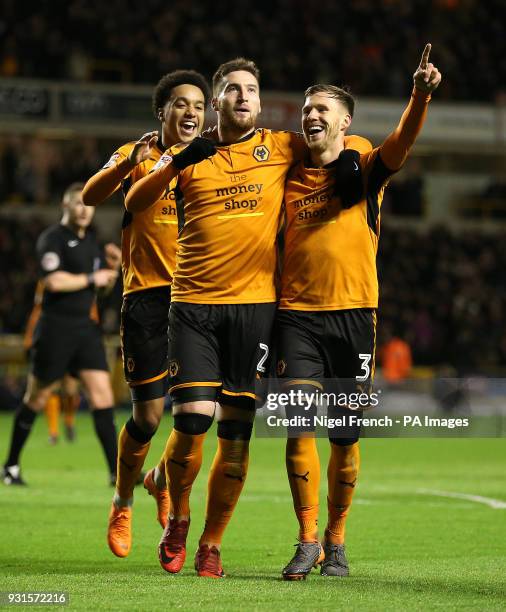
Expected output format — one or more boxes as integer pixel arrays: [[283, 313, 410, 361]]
[[1, 412, 505, 610]]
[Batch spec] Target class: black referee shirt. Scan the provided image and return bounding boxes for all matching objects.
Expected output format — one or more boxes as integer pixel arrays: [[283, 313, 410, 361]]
[[37, 224, 102, 318]]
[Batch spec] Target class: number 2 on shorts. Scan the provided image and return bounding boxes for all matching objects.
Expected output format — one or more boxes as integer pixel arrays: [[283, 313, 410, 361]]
[[257, 343, 269, 373]]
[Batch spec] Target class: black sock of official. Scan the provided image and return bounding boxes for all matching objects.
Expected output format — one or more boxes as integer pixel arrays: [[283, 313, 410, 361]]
[[92, 408, 118, 475], [5, 402, 38, 467]]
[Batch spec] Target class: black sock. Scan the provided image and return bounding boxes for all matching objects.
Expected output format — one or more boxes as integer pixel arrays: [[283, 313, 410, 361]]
[[92, 408, 118, 475], [5, 402, 38, 467]]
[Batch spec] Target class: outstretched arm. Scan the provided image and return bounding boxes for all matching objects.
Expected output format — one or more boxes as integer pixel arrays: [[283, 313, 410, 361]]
[[380, 44, 441, 171], [82, 131, 158, 205]]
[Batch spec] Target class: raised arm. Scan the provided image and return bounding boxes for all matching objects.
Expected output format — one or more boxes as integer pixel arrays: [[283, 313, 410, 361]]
[[82, 131, 158, 205], [380, 44, 441, 171]]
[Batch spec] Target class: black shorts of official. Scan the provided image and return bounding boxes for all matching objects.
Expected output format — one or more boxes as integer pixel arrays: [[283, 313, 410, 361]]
[[31, 313, 109, 385], [168, 302, 276, 410], [274, 308, 377, 440], [120, 286, 171, 402], [27, 348, 79, 379]]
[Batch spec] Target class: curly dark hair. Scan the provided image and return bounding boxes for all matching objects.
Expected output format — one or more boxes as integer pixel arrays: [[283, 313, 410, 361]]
[[212, 58, 260, 95], [152, 70, 211, 119]]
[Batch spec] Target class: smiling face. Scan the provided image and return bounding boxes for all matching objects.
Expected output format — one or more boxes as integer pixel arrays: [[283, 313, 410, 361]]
[[160, 83, 206, 145], [213, 70, 261, 135], [302, 92, 351, 154]]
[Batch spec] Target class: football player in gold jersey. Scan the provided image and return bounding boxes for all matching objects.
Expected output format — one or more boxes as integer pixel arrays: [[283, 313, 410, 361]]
[[277, 45, 441, 580], [126, 58, 371, 578], [82, 70, 210, 558]]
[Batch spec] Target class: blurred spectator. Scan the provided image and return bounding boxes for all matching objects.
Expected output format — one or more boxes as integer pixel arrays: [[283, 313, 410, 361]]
[[379, 324, 413, 382], [0, 0, 504, 101], [67, 44, 91, 81], [0, 35, 20, 77], [387, 159, 425, 217]]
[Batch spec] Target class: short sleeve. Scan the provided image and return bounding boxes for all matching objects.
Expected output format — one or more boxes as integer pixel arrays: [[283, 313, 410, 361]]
[[36, 231, 63, 277], [271, 131, 307, 165], [344, 134, 372, 155]]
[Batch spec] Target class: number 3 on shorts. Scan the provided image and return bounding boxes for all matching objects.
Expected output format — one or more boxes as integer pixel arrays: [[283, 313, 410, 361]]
[[257, 343, 269, 373], [356, 353, 371, 381]]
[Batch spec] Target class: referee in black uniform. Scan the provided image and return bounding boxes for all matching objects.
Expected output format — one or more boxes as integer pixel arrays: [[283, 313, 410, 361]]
[[2, 182, 120, 485]]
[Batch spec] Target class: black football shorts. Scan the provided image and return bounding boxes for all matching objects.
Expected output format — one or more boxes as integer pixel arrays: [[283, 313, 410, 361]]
[[274, 308, 376, 385], [120, 286, 171, 402], [274, 308, 377, 441], [168, 302, 276, 410], [32, 314, 108, 384]]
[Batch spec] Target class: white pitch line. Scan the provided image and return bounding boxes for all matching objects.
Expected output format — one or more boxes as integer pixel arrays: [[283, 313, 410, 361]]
[[417, 488, 506, 509]]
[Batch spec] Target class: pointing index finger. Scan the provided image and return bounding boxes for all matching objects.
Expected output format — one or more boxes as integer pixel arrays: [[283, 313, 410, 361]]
[[419, 43, 431, 70]]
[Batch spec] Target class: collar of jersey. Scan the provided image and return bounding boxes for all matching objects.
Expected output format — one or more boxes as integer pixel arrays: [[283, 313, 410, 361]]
[[155, 133, 166, 154], [216, 129, 257, 147], [59, 223, 83, 240], [304, 155, 339, 171]]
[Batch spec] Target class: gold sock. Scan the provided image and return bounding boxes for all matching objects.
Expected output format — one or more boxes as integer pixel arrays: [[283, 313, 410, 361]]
[[200, 438, 249, 545], [286, 436, 320, 541], [62, 394, 79, 428], [45, 394, 61, 439], [326, 442, 360, 544], [164, 428, 206, 518], [154, 453, 167, 489], [115, 425, 150, 501]]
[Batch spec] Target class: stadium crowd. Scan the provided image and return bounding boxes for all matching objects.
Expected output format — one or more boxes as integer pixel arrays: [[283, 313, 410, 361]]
[[379, 225, 506, 370], [0, 0, 504, 102], [0, 217, 45, 332], [0, 137, 105, 206], [1, 217, 504, 371]]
